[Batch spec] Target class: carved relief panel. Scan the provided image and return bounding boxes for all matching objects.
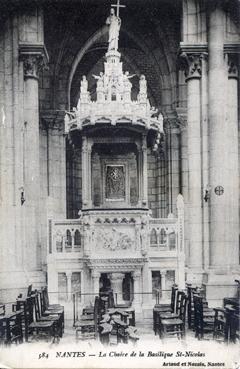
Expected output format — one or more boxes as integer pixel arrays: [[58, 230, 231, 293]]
[[102, 158, 129, 207], [105, 165, 125, 200], [92, 144, 139, 208]]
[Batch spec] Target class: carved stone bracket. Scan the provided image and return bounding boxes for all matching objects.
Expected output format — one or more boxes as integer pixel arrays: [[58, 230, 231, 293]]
[[19, 43, 49, 80]]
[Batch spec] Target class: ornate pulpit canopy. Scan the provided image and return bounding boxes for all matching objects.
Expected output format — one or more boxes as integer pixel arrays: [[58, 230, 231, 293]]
[[65, 5, 164, 152]]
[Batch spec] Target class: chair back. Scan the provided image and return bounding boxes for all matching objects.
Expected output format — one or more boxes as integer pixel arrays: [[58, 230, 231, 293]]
[[108, 290, 114, 308], [0, 304, 5, 316], [39, 290, 45, 314], [193, 294, 204, 331], [6, 311, 23, 344], [170, 285, 178, 313], [175, 290, 184, 315], [179, 293, 188, 323], [94, 296, 100, 333], [27, 285, 32, 297], [32, 291, 41, 321], [42, 287, 49, 308]]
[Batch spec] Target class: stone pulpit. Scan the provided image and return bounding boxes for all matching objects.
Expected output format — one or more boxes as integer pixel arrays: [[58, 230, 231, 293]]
[[47, 7, 184, 316]]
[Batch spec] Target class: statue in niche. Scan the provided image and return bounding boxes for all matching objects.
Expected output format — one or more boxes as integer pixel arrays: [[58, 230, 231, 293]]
[[93, 72, 104, 90], [123, 71, 135, 91], [106, 165, 125, 199], [80, 75, 88, 94], [106, 8, 121, 51], [139, 74, 147, 94]]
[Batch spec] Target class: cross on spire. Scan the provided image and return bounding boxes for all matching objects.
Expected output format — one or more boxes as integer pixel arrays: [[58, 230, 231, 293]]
[[111, 0, 126, 17]]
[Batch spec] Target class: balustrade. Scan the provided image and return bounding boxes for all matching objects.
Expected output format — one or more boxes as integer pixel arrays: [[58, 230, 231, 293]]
[[49, 203, 183, 259], [48, 219, 83, 254]]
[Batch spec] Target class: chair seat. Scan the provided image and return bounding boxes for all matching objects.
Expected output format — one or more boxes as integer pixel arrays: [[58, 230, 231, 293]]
[[75, 320, 95, 327], [43, 309, 63, 315], [161, 318, 184, 325], [160, 312, 178, 319], [203, 318, 215, 324], [38, 316, 59, 322], [154, 306, 171, 313], [29, 321, 54, 328], [155, 304, 171, 308], [80, 314, 94, 321], [48, 304, 63, 309], [82, 307, 94, 314]]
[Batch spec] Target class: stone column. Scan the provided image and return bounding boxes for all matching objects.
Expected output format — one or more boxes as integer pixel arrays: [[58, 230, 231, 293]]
[[142, 260, 151, 306], [208, 6, 238, 271], [92, 270, 100, 296], [184, 53, 203, 281], [201, 53, 210, 271], [137, 136, 148, 207], [137, 142, 142, 207], [142, 135, 148, 206], [110, 273, 124, 305], [82, 136, 93, 209], [161, 270, 167, 301], [167, 124, 181, 215], [226, 54, 239, 269], [132, 270, 142, 310], [20, 46, 48, 271], [66, 271, 72, 302]]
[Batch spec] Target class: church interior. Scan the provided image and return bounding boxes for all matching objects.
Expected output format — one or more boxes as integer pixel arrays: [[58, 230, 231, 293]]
[[0, 0, 239, 346]]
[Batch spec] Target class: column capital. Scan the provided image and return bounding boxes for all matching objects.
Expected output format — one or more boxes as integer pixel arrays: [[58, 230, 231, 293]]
[[19, 43, 49, 80], [65, 271, 72, 279], [227, 54, 238, 79], [82, 136, 93, 153], [110, 272, 124, 281], [180, 52, 203, 80], [132, 269, 141, 279], [40, 110, 65, 133], [92, 270, 100, 279]]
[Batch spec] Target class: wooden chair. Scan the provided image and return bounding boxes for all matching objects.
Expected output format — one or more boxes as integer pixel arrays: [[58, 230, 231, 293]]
[[159, 292, 188, 340], [213, 305, 237, 343], [41, 287, 63, 311], [32, 291, 63, 338], [186, 284, 198, 329], [20, 295, 57, 343], [75, 297, 99, 341], [123, 307, 135, 326], [153, 285, 178, 335], [112, 316, 129, 344], [0, 309, 24, 346], [39, 290, 64, 336], [229, 311, 240, 343], [99, 322, 113, 345], [193, 295, 215, 340], [157, 290, 185, 330], [5, 310, 24, 345]]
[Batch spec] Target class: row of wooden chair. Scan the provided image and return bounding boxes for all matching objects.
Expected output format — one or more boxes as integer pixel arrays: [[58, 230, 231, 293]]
[[153, 284, 178, 335], [0, 286, 64, 345], [153, 286, 188, 340], [187, 283, 240, 344]]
